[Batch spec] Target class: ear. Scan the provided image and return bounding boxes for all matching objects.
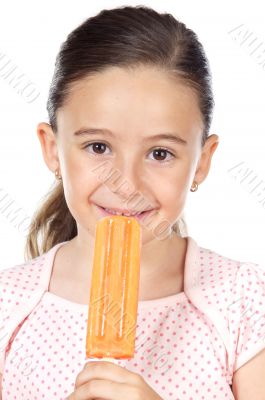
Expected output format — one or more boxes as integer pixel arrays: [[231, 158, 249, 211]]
[[36, 122, 60, 173], [194, 134, 219, 184]]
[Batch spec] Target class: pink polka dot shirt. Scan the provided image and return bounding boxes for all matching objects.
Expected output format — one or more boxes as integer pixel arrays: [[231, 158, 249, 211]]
[[0, 236, 265, 399]]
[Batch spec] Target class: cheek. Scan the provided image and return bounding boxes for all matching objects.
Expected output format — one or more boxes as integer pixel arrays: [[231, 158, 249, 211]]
[[155, 165, 191, 204], [62, 149, 101, 190]]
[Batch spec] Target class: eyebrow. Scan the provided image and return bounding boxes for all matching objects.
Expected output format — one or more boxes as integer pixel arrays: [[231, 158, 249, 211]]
[[74, 127, 187, 146]]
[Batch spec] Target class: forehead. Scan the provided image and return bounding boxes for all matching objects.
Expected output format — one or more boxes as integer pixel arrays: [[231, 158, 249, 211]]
[[57, 66, 203, 139]]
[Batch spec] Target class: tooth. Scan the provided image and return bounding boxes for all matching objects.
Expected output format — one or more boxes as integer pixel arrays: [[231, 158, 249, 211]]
[[104, 207, 145, 217], [105, 208, 122, 215]]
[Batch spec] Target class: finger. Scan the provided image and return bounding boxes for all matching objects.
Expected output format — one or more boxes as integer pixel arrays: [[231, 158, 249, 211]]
[[74, 379, 140, 400], [75, 361, 142, 389]]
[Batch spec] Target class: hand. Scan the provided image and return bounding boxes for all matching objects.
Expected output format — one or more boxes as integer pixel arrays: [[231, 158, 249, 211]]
[[67, 360, 163, 400]]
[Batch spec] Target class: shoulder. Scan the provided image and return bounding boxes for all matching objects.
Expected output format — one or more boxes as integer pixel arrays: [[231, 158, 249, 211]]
[[186, 238, 244, 296], [0, 241, 63, 309], [0, 240, 67, 375], [0, 251, 50, 375], [186, 238, 265, 376], [226, 259, 265, 374], [189, 240, 265, 316], [196, 241, 264, 297], [0, 252, 48, 291], [0, 241, 68, 307]]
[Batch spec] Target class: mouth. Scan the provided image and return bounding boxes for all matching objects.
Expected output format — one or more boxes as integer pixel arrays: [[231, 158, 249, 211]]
[[94, 204, 156, 221]]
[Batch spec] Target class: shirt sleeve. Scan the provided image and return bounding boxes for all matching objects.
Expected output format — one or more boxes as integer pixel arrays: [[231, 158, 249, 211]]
[[0, 282, 7, 375], [228, 261, 265, 373], [0, 279, 26, 375]]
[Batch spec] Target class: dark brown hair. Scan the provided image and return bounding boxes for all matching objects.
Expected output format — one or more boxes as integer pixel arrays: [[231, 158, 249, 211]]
[[25, 5, 214, 260]]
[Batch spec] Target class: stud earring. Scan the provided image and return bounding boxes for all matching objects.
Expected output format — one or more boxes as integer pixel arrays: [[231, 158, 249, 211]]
[[190, 180, 198, 192], [55, 169, 62, 180]]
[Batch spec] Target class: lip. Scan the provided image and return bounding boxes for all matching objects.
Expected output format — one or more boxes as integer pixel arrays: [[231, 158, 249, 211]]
[[94, 204, 156, 221]]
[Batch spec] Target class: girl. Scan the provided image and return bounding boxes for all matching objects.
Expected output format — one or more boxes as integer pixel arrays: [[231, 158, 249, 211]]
[[1, 5, 265, 400]]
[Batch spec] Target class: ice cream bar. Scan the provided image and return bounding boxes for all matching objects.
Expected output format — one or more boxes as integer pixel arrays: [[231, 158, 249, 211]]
[[86, 215, 142, 359]]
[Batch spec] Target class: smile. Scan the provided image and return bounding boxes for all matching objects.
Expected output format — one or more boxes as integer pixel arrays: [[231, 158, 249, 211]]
[[95, 204, 156, 220]]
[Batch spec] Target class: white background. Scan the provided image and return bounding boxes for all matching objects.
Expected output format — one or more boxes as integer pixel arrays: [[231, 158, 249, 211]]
[[0, 0, 264, 268]]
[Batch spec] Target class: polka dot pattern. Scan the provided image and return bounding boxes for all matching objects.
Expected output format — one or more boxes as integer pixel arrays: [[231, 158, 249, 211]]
[[0, 237, 264, 399]]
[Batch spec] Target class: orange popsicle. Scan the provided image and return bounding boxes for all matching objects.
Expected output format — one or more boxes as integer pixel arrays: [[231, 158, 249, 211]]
[[86, 215, 142, 359]]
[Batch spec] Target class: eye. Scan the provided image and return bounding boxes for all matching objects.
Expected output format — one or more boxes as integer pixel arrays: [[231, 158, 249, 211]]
[[148, 148, 175, 163], [83, 142, 111, 156]]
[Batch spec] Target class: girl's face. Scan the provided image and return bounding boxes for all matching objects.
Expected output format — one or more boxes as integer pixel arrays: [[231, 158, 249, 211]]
[[37, 66, 219, 243]]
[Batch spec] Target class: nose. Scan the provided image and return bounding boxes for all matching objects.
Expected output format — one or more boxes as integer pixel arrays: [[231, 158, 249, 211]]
[[107, 157, 140, 200]]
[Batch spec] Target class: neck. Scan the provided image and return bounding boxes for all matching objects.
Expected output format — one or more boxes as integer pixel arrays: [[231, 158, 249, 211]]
[[61, 228, 187, 300]]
